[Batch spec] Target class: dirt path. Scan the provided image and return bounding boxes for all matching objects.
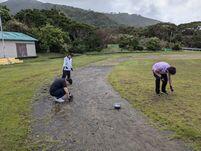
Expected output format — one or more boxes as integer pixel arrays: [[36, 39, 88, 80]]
[[31, 58, 189, 151]]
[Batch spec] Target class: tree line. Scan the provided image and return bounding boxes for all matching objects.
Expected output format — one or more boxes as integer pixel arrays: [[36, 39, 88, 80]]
[[0, 5, 103, 53], [1, 5, 201, 53], [96, 22, 201, 51]]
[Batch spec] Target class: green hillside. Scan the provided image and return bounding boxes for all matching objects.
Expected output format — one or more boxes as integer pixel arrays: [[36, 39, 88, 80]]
[[1, 0, 160, 27], [105, 13, 160, 27]]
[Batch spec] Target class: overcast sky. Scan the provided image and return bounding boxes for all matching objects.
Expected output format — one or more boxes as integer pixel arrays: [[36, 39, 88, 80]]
[[2, 0, 201, 24]]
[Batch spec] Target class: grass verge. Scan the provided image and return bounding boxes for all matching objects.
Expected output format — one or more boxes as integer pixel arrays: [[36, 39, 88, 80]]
[[0, 53, 127, 150], [109, 52, 201, 150]]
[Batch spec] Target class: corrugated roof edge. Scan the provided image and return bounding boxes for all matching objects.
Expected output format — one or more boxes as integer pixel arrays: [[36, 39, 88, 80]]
[[0, 32, 38, 42]]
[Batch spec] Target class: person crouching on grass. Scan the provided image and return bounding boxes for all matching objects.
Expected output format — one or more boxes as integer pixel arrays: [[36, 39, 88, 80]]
[[152, 62, 176, 95], [49, 78, 73, 103], [62, 53, 73, 81]]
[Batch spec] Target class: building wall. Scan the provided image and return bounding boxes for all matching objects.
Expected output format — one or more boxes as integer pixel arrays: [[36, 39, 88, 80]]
[[0, 41, 17, 58], [0, 41, 37, 58], [27, 43, 37, 57]]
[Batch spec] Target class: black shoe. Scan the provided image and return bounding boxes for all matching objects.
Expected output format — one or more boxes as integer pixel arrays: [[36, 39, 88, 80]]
[[69, 95, 73, 102], [156, 92, 160, 96]]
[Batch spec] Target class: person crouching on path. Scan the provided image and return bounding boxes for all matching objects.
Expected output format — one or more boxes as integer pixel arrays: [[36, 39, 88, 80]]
[[152, 62, 176, 95], [49, 78, 73, 103], [62, 53, 73, 80]]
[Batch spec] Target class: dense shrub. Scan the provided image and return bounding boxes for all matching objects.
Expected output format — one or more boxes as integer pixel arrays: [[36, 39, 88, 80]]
[[15, 9, 104, 53], [146, 37, 161, 51], [119, 34, 131, 49], [71, 33, 102, 53], [5, 20, 29, 33], [172, 42, 182, 51], [119, 34, 143, 51], [71, 39, 87, 53], [32, 24, 70, 53], [0, 6, 11, 24], [130, 37, 139, 50]]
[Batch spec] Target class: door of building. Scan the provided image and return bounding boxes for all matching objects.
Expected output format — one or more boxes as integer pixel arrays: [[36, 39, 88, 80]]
[[16, 43, 27, 58]]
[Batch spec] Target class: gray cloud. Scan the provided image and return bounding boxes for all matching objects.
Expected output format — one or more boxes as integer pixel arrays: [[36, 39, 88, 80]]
[[1, 0, 201, 24]]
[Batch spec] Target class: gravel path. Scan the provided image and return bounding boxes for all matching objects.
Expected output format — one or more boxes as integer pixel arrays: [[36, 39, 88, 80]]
[[31, 58, 189, 151]]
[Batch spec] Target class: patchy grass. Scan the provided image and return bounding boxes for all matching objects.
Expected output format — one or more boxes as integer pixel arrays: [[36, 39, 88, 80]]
[[109, 52, 201, 150], [0, 53, 129, 151], [1, 51, 201, 150], [102, 44, 126, 53]]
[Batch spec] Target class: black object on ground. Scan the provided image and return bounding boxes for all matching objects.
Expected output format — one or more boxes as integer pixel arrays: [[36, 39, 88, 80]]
[[114, 103, 121, 110]]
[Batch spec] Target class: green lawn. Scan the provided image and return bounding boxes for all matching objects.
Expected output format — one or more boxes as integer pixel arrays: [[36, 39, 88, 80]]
[[109, 52, 201, 150], [0, 53, 130, 151], [101, 44, 125, 53]]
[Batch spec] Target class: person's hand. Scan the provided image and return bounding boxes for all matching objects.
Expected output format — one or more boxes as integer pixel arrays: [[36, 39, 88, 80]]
[[71, 68, 73, 71], [63, 67, 68, 70], [170, 85, 174, 92]]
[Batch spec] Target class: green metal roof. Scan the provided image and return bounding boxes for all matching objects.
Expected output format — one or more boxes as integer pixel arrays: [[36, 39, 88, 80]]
[[0, 32, 38, 42]]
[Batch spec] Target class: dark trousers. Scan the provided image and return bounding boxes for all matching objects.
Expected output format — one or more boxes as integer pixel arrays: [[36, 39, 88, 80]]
[[153, 73, 168, 94], [51, 88, 66, 99], [62, 70, 71, 80]]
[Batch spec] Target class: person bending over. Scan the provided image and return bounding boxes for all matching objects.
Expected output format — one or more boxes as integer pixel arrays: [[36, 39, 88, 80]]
[[152, 62, 176, 95], [49, 78, 72, 103], [62, 53, 73, 80]]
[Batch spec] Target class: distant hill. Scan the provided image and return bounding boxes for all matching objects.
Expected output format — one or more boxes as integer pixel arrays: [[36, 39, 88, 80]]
[[1, 0, 160, 27], [105, 13, 160, 27]]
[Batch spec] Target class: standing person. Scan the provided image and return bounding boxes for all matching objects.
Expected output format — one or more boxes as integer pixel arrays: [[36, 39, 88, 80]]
[[152, 62, 176, 95], [62, 53, 73, 81], [49, 78, 73, 103]]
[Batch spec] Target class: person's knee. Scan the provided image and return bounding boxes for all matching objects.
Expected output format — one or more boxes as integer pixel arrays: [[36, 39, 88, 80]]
[[156, 77, 160, 81], [155, 78, 160, 83], [162, 78, 168, 83]]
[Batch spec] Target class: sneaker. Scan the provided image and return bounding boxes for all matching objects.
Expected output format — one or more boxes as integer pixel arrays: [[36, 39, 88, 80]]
[[69, 95, 73, 102], [54, 97, 65, 103]]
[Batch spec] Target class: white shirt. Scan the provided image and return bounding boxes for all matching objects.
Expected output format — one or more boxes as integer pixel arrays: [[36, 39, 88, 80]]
[[152, 62, 170, 74], [63, 57, 73, 71]]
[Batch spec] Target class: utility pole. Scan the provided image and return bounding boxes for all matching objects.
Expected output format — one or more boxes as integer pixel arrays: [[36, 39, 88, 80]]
[[0, 15, 5, 58]]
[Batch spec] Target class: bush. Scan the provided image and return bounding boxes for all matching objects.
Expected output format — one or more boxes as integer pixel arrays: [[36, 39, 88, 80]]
[[136, 46, 144, 51], [71, 39, 87, 53], [70, 32, 102, 53], [119, 34, 131, 49], [0, 6, 11, 24], [159, 40, 169, 49], [70, 36, 101, 53], [5, 20, 29, 33], [172, 42, 182, 51], [130, 37, 139, 50], [146, 37, 161, 51], [85, 33, 102, 52], [119, 34, 143, 51], [32, 24, 70, 53]]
